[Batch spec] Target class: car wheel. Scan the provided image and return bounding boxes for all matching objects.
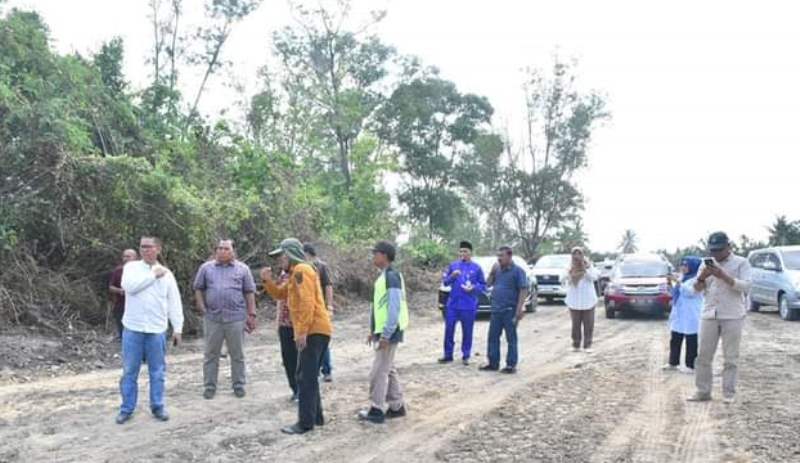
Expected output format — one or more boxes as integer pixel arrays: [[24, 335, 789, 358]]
[[440, 309, 446, 320], [749, 299, 761, 312], [605, 308, 616, 319], [778, 294, 798, 321], [544, 296, 555, 304], [525, 302, 536, 313]]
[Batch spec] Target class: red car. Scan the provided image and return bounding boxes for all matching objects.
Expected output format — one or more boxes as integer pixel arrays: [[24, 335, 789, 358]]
[[604, 254, 673, 319]]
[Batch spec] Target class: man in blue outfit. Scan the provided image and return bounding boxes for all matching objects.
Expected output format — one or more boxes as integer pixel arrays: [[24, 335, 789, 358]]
[[480, 246, 528, 374], [439, 241, 486, 366]]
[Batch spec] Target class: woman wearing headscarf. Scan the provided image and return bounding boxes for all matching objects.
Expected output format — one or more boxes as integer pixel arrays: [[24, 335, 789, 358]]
[[564, 247, 599, 353], [664, 256, 703, 373]]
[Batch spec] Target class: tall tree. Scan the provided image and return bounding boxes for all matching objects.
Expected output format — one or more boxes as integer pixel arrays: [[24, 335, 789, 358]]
[[376, 74, 497, 238], [480, 59, 608, 259], [768, 215, 800, 246], [619, 229, 639, 254], [273, 0, 394, 191]]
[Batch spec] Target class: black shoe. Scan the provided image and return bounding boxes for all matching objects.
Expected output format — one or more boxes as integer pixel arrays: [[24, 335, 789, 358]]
[[316, 415, 325, 427], [358, 407, 385, 424], [115, 413, 132, 425], [462, 358, 470, 366], [290, 391, 299, 402], [152, 409, 170, 422], [385, 406, 407, 419], [438, 357, 454, 364], [322, 374, 333, 383], [501, 366, 517, 374], [281, 423, 312, 435], [203, 389, 215, 400], [234, 388, 246, 398], [479, 364, 499, 371]]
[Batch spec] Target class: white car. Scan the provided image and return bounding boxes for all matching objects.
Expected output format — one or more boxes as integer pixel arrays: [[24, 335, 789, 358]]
[[531, 254, 572, 303]]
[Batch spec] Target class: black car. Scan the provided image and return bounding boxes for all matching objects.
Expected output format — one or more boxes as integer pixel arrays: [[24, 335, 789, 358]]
[[438, 256, 538, 317]]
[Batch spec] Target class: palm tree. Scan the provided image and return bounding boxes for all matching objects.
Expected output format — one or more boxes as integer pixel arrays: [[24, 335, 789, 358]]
[[619, 229, 638, 254]]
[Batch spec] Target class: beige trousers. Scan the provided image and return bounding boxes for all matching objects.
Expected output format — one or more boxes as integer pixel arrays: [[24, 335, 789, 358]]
[[369, 342, 404, 411], [695, 318, 744, 397]]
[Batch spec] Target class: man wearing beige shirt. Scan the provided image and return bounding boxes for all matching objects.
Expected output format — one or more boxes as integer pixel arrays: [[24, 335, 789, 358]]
[[688, 232, 752, 404]]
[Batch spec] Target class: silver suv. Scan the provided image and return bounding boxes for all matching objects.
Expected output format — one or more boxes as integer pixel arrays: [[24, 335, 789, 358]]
[[748, 246, 800, 321]]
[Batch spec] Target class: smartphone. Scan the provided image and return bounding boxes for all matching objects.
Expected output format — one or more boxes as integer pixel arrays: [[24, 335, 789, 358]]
[[703, 257, 716, 267]]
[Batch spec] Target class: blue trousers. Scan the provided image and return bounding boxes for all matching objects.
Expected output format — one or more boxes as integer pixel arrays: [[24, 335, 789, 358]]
[[320, 346, 333, 376], [487, 310, 518, 368], [443, 308, 477, 360], [120, 328, 167, 415]]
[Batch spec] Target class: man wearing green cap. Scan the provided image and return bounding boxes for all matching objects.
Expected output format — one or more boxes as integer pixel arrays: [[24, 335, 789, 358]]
[[687, 231, 752, 404], [261, 238, 333, 435]]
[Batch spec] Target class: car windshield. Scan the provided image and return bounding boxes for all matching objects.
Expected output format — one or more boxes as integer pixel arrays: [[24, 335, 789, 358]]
[[535, 255, 571, 269], [472, 256, 530, 279], [783, 251, 800, 270], [618, 261, 669, 278]]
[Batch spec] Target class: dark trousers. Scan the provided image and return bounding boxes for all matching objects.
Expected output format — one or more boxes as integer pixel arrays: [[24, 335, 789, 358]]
[[444, 308, 476, 360], [669, 331, 698, 368], [320, 346, 332, 376], [278, 326, 298, 394], [297, 334, 329, 430], [569, 308, 595, 349], [487, 310, 518, 368], [113, 306, 124, 339]]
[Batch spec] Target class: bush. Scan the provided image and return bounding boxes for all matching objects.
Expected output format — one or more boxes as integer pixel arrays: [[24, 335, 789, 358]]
[[403, 239, 451, 269]]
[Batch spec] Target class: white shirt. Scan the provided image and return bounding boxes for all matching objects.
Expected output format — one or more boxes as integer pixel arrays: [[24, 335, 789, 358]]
[[121, 260, 184, 334], [697, 254, 752, 320], [564, 266, 598, 310]]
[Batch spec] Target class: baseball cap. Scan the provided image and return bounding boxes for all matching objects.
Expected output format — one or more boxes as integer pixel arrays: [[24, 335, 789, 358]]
[[707, 231, 730, 252]]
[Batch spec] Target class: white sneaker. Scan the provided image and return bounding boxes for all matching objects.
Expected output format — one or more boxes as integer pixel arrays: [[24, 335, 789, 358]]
[[722, 395, 736, 405], [678, 366, 695, 374], [583, 348, 594, 354], [662, 364, 678, 371]]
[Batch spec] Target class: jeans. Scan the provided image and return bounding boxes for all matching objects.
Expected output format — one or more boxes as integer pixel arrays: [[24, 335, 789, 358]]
[[669, 331, 698, 368], [203, 319, 246, 392], [443, 308, 476, 360], [297, 334, 329, 430], [120, 328, 167, 415], [320, 346, 333, 376], [278, 326, 299, 394], [487, 309, 518, 368]]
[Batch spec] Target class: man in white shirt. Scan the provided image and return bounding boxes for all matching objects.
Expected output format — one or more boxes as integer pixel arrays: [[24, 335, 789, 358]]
[[687, 232, 752, 404], [117, 236, 184, 424]]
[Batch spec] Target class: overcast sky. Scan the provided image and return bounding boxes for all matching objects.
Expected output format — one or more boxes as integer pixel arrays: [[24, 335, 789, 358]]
[[7, 0, 800, 253]]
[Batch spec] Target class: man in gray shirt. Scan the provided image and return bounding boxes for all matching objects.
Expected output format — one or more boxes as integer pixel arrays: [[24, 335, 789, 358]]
[[688, 232, 752, 404], [194, 239, 257, 399]]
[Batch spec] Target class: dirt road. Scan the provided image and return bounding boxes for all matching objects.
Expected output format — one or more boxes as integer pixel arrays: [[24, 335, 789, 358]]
[[1, 296, 799, 462]]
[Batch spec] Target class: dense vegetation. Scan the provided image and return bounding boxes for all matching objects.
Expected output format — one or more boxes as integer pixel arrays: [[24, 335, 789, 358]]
[[0, 1, 608, 331]]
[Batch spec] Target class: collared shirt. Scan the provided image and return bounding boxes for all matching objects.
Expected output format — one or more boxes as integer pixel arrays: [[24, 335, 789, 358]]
[[698, 254, 752, 320], [275, 271, 292, 327], [564, 266, 598, 310], [193, 259, 256, 323], [109, 265, 125, 312], [488, 263, 528, 311], [442, 260, 487, 312], [670, 278, 703, 334], [121, 260, 184, 334]]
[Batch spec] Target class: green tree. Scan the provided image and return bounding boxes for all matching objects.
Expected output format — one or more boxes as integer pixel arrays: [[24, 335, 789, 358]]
[[376, 74, 496, 239], [768, 215, 800, 246]]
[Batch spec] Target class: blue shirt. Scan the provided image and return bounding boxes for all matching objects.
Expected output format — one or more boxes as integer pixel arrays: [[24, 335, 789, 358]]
[[442, 260, 487, 312], [488, 263, 528, 312], [669, 278, 703, 334]]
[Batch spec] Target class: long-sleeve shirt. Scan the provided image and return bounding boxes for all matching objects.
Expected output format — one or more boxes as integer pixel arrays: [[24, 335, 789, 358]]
[[442, 260, 486, 312], [121, 260, 184, 334], [670, 278, 703, 334], [264, 263, 332, 338], [697, 254, 752, 320], [564, 266, 598, 310]]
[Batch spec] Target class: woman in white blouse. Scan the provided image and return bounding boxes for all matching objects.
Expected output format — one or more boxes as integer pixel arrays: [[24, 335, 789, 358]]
[[564, 247, 599, 353]]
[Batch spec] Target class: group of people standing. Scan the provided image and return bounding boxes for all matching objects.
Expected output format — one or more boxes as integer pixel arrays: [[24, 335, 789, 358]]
[[109, 236, 408, 434], [439, 231, 752, 405]]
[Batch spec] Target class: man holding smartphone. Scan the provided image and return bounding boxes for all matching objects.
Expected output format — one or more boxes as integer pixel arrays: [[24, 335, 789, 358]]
[[687, 232, 752, 404]]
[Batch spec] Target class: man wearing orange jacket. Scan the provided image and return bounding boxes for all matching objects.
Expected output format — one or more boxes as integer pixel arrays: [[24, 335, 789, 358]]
[[262, 238, 333, 435]]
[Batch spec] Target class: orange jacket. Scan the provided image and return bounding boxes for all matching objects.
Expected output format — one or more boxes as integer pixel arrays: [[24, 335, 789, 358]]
[[264, 263, 332, 338]]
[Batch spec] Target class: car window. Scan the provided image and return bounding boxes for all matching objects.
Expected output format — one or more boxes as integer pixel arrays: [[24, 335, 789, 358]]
[[617, 260, 670, 278], [749, 253, 765, 269], [764, 253, 782, 270], [782, 251, 800, 270], [535, 255, 571, 268]]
